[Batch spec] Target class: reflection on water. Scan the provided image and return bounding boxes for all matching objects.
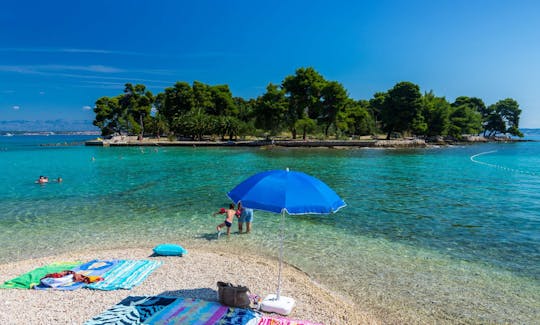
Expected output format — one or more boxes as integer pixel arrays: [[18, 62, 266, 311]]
[[0, 138, 539, 323]]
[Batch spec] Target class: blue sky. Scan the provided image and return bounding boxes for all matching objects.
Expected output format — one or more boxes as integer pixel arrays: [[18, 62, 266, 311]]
[[1, 0, 540, 127]]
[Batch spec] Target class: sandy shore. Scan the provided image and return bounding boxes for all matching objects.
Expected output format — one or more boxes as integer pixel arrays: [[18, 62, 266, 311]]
[[0, 245, 372, 325]]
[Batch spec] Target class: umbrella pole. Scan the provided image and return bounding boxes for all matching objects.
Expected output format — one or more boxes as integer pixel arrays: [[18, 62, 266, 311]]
[[277, 209, 285, 300]]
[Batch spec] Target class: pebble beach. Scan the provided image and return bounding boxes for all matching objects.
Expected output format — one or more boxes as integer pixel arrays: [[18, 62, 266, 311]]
[[0, 246, 370, 325]]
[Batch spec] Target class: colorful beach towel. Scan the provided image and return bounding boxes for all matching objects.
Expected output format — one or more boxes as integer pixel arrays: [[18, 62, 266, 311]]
[[84, 295, 178, 325], [0, 261, 82, 289], [144, 298, 229, 325], [86, 259, 162, 290], [257, 316, 323, 325], [35, 259, 120, 291]]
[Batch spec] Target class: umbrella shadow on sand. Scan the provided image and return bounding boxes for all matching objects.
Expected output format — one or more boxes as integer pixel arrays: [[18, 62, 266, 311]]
[[159, 288, 217, 301]]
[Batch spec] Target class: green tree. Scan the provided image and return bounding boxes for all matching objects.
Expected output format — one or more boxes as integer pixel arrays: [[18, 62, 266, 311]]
[[154, 82, 194, 127], [484, 112, 505, 137], [119, 83, 153, 140], [336, 99, 374, 137], [421, 91, 451, 137], [192, 81, 215, 113], [295, 117, 317, 140], [319, 81, 348, 137], [234, 97, 255, 123], [282, 67, 326, 139], [448, 105, 482, 138], [452, 96, 487, 135], [488, 98, 523, 137], [368, 92, 387, 131], [216, 116, 241, 140], [93, 96, 124, 136], [152, 112, 169, 139], [209, 85, 236, 116], [253, 83, 288, 136], [380, 82, 423, 139], [174, 108, 214, 140]]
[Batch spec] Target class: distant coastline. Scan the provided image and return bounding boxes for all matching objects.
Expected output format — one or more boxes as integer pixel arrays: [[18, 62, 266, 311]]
[[1, 130, 100, 136]]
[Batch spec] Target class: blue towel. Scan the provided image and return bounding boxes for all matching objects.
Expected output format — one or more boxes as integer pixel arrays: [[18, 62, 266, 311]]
[[86, 260, 162, 290]]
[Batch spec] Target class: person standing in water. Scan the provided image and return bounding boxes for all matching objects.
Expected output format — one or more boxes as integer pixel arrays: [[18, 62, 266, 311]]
[[237, 201, 254, 234]]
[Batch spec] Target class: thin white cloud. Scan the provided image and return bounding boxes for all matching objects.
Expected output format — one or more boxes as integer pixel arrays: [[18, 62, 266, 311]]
[[82, 105, 92, 110], [12, 105, 20, 110], [0, 47, 146, 56], [0, 47, 240, 59], [0, 64, 123, 74], [49, 65, 124, 73], [0, 65, 176, 76], [0, 66, 36, 74]]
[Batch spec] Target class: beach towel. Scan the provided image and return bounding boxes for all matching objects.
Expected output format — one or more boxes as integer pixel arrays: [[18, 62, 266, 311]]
[[35, 259, 120, 291], [84, 295, 178, 325], [144, 297, 229, 325], [257, 316, 323, 325], [86, 259, 162, 290], [0, 261, 82, 289]]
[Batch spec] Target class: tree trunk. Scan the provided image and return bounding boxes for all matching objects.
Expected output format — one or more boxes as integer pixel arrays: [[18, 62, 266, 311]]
[[138, 115, 144, 141], [292, 128, 297, 139]]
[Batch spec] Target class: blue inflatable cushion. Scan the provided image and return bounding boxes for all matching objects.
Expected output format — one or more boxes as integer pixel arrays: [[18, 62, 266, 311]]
[[153, 244, 187, 256]]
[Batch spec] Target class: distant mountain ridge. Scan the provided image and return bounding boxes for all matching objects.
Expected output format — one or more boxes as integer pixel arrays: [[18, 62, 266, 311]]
[[0, 119, 99, 132]]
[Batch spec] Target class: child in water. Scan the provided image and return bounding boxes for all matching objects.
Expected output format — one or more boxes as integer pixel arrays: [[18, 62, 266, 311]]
[[213, 203, 238, 237]]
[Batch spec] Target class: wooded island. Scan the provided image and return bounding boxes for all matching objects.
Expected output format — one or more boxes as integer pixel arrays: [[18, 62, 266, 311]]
[[92, 67, 523, 142]]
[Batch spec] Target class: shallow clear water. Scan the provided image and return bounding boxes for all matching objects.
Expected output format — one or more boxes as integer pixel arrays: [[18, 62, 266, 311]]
[[1, 134, 539, 323]]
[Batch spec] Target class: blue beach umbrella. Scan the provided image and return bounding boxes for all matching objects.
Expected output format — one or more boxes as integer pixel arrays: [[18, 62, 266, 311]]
[[227, 168, 346, 313]]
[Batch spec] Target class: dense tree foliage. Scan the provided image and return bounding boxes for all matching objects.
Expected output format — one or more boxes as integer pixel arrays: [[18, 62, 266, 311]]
[[487, 98, 523, 137], [253, 83, 287, 136], [282, 67, 326, 139], [379, 82, 424, 139], [419, 92, 451, 137], [93, 68, 524, 141]]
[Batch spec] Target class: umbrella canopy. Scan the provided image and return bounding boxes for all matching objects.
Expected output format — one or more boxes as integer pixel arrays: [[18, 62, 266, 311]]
[[227, 169, 346, 215], [227, 168, 346, 302]]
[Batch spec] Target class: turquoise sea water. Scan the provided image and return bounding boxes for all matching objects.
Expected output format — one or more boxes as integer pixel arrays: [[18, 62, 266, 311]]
[[1, 134, 539, 323]]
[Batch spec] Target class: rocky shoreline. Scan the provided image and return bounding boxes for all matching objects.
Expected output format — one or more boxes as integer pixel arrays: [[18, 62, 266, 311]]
[[85, 135, 530, 148]]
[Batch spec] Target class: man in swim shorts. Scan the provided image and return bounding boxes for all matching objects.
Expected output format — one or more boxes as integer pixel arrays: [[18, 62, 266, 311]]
[[237, 201, 254, 234], [213, 203, 237, 236]]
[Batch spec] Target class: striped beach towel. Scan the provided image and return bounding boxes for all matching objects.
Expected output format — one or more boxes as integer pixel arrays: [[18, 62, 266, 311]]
[[86, 259, 162, 290], [84, 295, 178, 325], [144, 298, 229, 325]]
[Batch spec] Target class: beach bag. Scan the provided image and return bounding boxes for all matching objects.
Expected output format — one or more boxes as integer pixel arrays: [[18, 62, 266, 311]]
[[217, 281, 250, 308]]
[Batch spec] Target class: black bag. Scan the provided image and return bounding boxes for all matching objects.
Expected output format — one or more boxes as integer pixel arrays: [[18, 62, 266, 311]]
[[217, 281, 250, 308]]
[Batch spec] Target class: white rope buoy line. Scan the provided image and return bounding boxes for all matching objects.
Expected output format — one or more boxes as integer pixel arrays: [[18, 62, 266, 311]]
[[470, 150, 538, 176]]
